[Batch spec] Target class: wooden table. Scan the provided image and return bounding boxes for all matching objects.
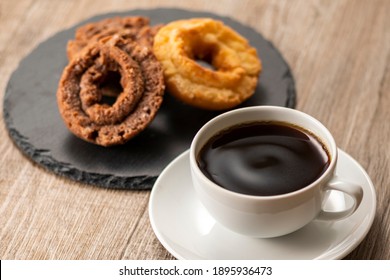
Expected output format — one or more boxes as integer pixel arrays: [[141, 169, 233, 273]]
[[0, 0, 389, 260]]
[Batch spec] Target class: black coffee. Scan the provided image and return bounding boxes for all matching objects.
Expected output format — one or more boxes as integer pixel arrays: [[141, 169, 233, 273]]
[[197, 121, 330, 196]]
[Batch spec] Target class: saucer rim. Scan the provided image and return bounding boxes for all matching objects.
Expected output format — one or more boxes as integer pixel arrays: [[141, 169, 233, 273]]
[[149, 149, 376, 260]]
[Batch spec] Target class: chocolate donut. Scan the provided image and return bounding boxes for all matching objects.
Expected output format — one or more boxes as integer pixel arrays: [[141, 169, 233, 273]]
[[57, 36, 165, 146]]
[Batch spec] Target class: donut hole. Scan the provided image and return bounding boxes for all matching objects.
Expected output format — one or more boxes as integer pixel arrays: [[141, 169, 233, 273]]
[[193, 48, 216, 70], [195, 58, 216, 71], [99, 70, 123, 105], [183, 35, 219, 71]]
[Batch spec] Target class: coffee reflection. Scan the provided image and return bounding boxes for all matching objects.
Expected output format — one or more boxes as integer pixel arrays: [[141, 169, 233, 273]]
[[197, 121, 330, 196]]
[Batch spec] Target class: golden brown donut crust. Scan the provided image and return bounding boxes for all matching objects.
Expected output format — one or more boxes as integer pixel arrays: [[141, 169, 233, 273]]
[[153, 18, 262, 110]]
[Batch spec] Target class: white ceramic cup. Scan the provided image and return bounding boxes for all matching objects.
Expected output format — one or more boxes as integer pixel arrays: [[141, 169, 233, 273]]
[[190, 106, 364, 238]]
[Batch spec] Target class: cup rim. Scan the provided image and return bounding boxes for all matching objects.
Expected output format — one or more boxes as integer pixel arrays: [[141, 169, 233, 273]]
[[190, 105, 338, 201]]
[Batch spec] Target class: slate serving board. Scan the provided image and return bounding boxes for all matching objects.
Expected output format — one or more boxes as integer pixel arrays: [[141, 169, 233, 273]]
[[3, 8, 296, 190]]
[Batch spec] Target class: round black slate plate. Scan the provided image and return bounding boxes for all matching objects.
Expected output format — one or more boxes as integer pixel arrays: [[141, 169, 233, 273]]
[[3, 8, 296, 190]]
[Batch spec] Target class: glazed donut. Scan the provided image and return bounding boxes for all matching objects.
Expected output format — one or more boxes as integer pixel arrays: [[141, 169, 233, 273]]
[[153, 18, 261, 110], [57, 36, 165, 146], [67, 16, 162, 61]]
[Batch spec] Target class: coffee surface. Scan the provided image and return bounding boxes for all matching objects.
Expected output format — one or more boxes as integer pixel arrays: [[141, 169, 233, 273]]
[[198, 122, 330, 196]]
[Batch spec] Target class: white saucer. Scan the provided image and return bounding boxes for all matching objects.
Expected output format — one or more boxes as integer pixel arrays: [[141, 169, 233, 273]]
[[149, 149, 376, 259]]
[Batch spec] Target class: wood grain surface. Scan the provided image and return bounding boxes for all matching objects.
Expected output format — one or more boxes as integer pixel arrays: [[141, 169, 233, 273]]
[[0, 0, 389, 260]]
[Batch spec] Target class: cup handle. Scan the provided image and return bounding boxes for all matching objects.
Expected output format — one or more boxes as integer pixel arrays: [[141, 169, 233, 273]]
[[317, 177, 364, 221]]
